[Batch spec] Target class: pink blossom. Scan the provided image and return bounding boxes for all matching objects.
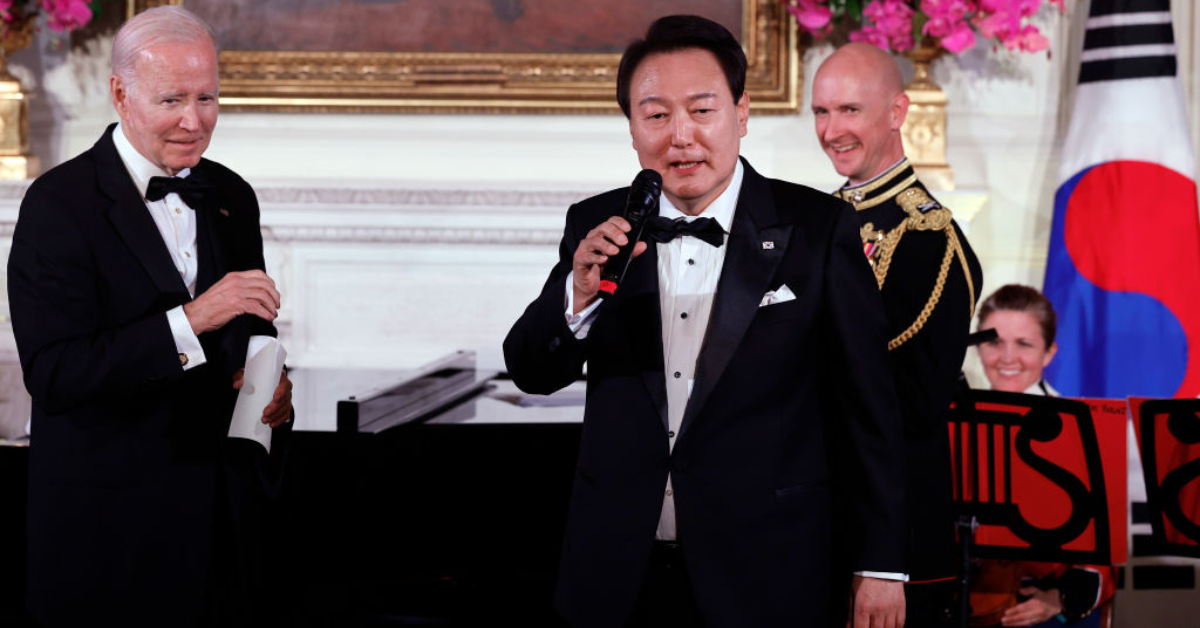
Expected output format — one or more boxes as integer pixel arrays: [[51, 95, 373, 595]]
[[921, 0, 973, 38], [849, 26, 892, 50], [977, 0, 1014, 12], [0, 0, 14, 22], [974, 11, 1020, 40], [41, 0, 93, 32], [780, 0, 1061, 56], [785, 0, 833, 35], [939, 21, 977, 53], [861, 0, 916, 51], [1018, 0, 1043, 16], [982, 0, 1035, 14], [1006, 24, 1049, 52]]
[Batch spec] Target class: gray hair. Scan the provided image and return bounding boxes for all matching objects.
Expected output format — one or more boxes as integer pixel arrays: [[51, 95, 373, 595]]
[[112, 6, 217, 91]]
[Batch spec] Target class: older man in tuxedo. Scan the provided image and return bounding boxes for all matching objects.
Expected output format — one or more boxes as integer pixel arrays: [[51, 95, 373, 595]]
[[505, 15, 909, 628], [9, 6, 291, 627]]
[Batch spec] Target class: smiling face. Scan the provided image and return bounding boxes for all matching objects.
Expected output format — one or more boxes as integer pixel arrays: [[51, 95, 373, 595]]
[[627, 48, 749, 216], [111, 39, 218, 175], [978, 309, 1058, 393], [811, 43, 908, 186]]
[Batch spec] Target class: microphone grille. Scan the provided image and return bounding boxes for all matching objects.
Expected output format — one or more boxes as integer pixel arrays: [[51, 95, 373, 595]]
[[632, 168, 662, 196]]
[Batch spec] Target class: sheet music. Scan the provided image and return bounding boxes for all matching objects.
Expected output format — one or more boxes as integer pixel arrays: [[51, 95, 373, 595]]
[[228, 337, 287, 454]]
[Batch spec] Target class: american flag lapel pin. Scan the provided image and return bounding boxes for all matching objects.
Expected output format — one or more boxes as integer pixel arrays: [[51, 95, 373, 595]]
[[761, 241, 775, 250], [219, 208, 230, 217]]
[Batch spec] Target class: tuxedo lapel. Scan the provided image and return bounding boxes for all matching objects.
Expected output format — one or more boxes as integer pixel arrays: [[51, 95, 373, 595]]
[[193, 164, 229, 294], [680, 160, 792, 437], [94, 126, 190, 301]]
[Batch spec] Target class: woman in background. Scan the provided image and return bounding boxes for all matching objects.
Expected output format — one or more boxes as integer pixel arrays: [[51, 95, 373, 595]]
[[972, 284, 1115, 627], [977, 284, 1057, 396]]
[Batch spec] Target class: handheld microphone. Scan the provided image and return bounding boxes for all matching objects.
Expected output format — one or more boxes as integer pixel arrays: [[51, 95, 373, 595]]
[[598, 169, 662, 299]]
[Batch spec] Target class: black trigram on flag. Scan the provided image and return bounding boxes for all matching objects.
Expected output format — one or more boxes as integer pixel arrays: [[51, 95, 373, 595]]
[[1081, 0, 1176, 83]]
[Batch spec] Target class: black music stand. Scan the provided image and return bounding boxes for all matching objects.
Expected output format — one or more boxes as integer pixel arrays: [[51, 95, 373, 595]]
[[1136, 398, 1200, 558], [949, 390, 1116, 627]]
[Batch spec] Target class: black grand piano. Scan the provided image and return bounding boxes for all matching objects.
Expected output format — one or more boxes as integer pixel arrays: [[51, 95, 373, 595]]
[[281, 351, 585, 627], [1, 352, 584, 628]]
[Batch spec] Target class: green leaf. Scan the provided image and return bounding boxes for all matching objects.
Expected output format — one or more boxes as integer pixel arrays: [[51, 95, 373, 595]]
[[86, 0, 107, 20], [911, 11, 928, 40], [846, 0, 863, 22]]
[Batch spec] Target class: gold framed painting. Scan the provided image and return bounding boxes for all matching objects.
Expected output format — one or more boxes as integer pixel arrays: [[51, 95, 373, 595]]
[[126, 0, 800, 114]]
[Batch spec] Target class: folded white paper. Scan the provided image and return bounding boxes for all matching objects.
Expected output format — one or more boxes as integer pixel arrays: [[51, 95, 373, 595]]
[[759, 283, 797, 307], [228, 337, 287, 454]]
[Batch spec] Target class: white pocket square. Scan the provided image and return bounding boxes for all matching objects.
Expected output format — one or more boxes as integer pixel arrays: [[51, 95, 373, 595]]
[[759, 284, 796, 307]]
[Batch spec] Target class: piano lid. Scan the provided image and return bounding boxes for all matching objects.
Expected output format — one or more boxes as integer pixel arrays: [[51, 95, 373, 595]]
[[288, 351, 585, 432]]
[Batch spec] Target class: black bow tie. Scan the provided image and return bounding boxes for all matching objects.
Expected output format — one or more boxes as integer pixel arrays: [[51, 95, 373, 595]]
[[644, 215, 725, 247], [145, 170, 213, 210]]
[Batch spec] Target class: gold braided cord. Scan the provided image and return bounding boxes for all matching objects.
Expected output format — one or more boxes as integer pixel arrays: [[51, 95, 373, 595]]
[[869, 192, 977, 351], [886, 226, 956, 351], [872, 221, 908, 290], [946, 225, 976, 319]]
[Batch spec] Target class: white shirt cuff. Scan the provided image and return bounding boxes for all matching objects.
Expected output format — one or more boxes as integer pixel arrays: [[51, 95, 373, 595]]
[[564, 272, 602, 339], [854, 571, 910, 582], [167, 305, 206, 371]]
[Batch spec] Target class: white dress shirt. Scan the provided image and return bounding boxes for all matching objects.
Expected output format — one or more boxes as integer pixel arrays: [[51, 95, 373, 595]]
[[567, 162, 743, 541], [112, 122, 207, 371]]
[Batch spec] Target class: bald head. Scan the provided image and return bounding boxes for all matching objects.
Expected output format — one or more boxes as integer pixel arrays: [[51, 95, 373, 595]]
[[816, 43, 905, 100], [811, 43, 910, 185]]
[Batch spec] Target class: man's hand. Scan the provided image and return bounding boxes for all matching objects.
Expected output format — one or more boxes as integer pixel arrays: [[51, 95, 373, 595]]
[[232, 368, 292, 428], [571, 216, 647, 313], [1000, 587, 1061, 626], [848, 576, 905, 628], [184, 270, 280, 335]]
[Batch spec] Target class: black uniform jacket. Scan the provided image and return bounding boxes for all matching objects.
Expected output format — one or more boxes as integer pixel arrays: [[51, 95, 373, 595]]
[[838, 158, 984, 581]]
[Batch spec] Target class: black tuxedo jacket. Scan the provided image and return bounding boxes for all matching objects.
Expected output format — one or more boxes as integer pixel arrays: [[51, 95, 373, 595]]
[[9, 124, 280, 627], [504, 159, 907, 627]]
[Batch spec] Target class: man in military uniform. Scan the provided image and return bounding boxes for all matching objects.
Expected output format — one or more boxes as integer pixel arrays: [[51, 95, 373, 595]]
[[812, 42, 984, 627]]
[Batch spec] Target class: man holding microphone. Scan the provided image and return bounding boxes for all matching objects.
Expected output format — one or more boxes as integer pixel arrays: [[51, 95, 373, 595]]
[[506, 14, 910, 628]]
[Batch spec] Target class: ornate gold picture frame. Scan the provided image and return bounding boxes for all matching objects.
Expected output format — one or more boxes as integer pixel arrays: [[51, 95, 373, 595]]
[[127, 0, 800, 114]]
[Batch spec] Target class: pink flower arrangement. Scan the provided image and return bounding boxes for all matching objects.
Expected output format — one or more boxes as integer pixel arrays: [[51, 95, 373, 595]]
[[41, 0, 93, 32], [782, 0, 1067, 55], [1, 0, 96, 36]]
